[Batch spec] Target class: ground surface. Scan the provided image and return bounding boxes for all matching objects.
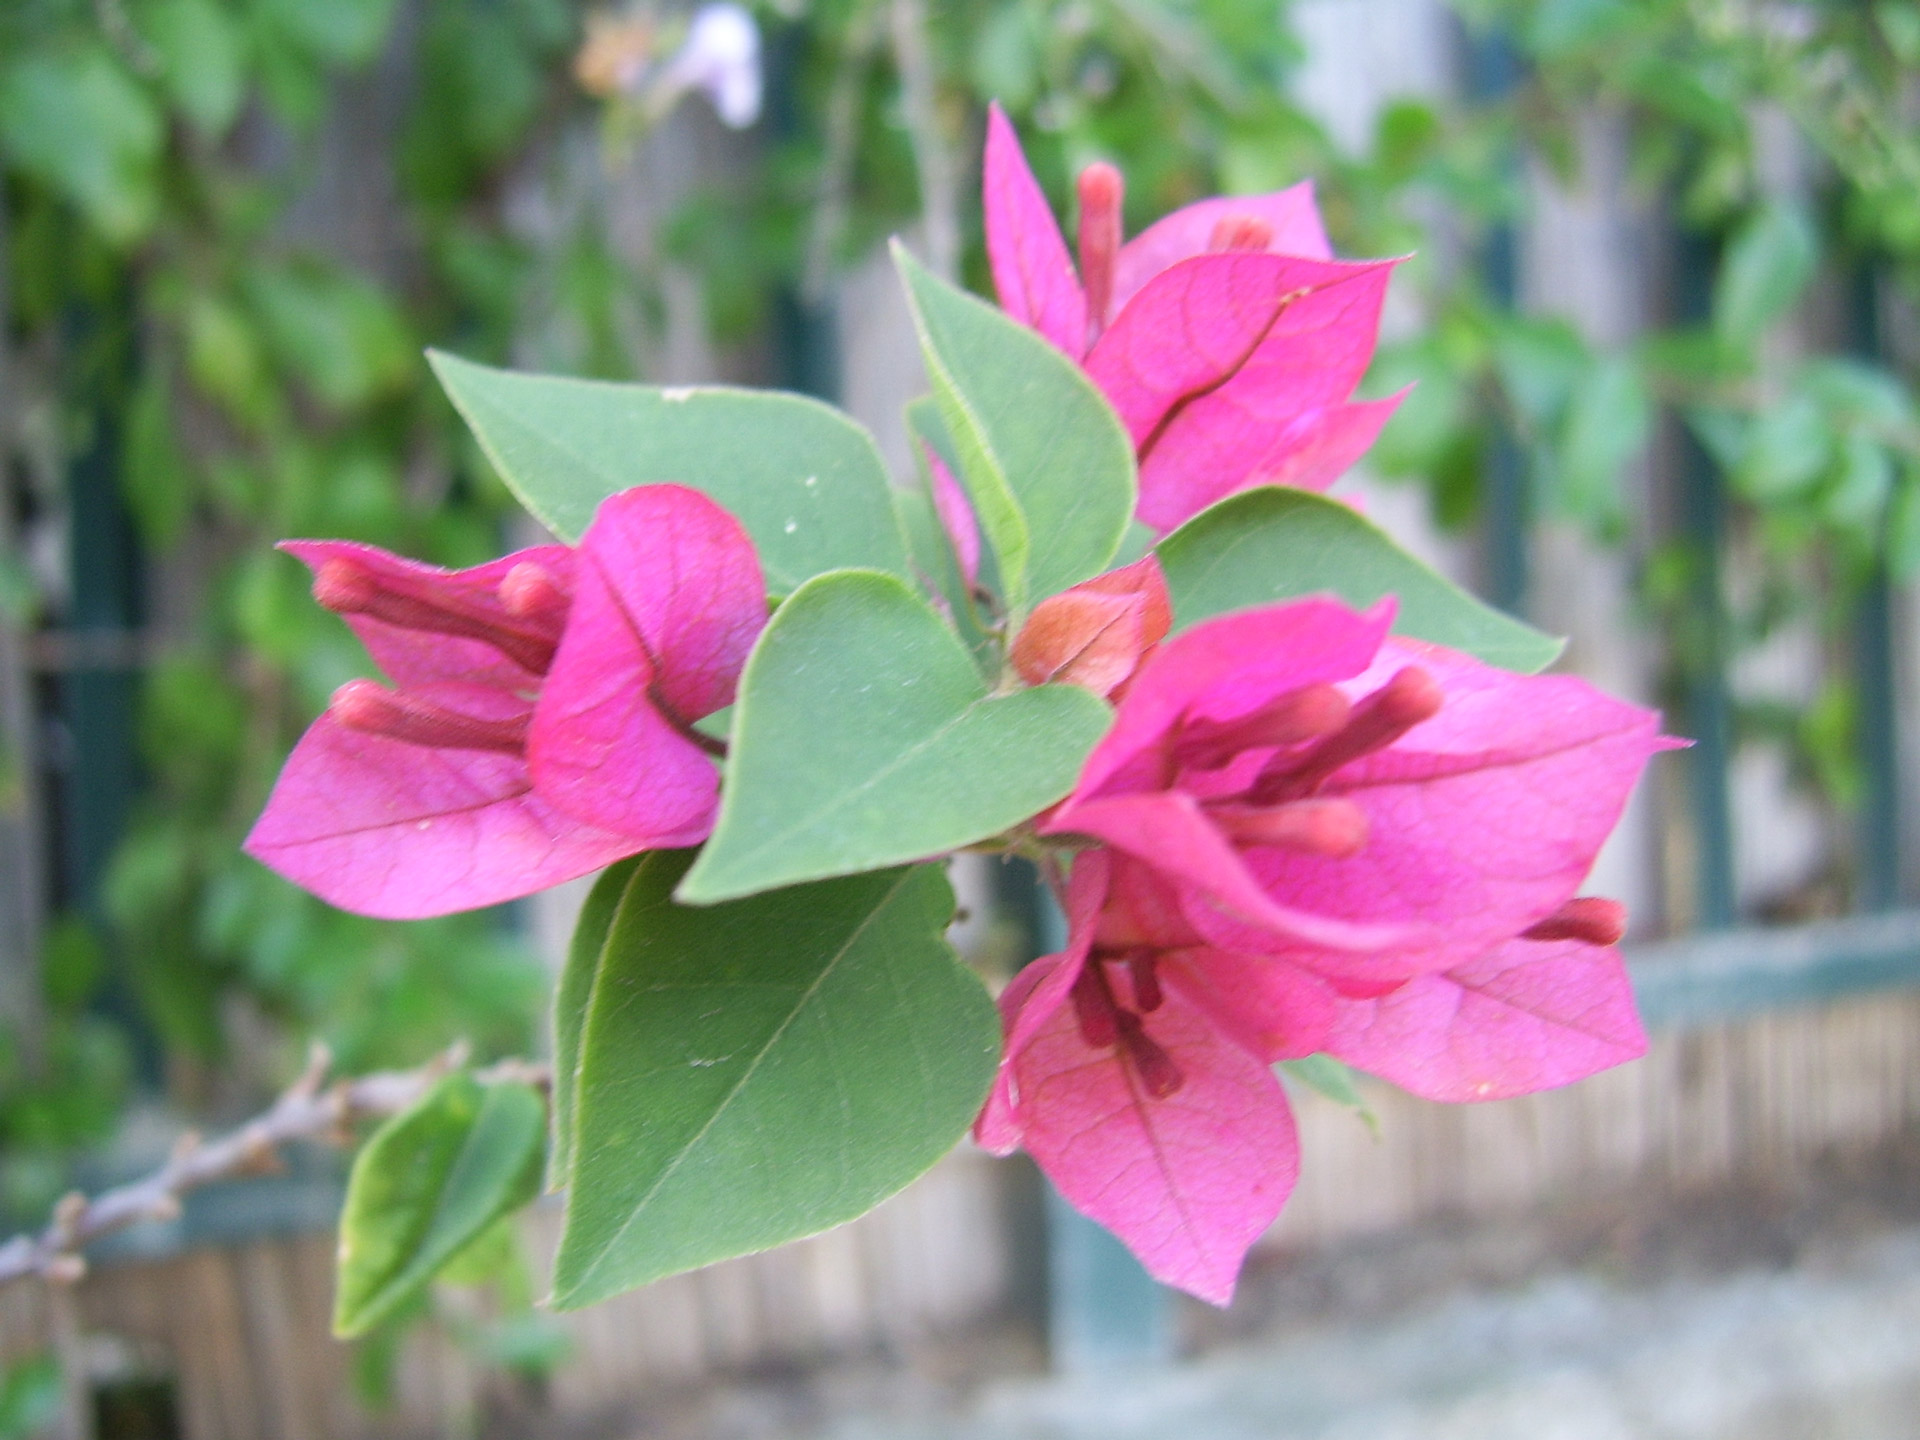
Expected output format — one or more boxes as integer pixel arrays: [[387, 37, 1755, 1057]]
[[580, 1139, 1920, 1440]]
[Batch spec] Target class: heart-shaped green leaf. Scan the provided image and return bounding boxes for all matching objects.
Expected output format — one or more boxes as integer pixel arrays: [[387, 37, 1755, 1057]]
[[552, 854, 999, 1308], [334, 1074, 545, 1337], [549, 856, 641, 1189], [893, 244, 1135, 619], [1157, 487, 1564, 672], [679, 570, 1112, 904], [428, 350, 910, 595]]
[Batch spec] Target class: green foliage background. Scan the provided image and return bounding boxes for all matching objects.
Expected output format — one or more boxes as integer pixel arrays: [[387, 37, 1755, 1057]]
[[2, 0, 1914, 1195]]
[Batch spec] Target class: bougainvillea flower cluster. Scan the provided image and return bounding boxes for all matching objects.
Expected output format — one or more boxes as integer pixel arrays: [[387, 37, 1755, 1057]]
[[258, 106, 1676, 1317], [980, 591, 1664, 1301]]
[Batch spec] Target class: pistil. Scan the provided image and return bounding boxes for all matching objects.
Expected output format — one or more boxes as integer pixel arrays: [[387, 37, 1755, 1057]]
[[1253, 666, 1442, 801], [314, 558, 559, 675], [1178, 683, 1350, 768], [1209, 797, 1369, 856], [498, 560, 571, 629], [329, 679, 530, 755], [1115, 1011, 1184, 1098], [1521, 897, 1627, 946], [1077, 162, 1123, 343]]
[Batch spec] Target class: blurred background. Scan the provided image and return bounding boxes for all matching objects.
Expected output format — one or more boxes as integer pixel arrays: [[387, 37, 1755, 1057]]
[[3, 0, 1920, 1436]]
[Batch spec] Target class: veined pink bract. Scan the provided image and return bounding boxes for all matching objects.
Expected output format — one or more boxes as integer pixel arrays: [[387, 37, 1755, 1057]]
[[982, 103, 1405, 533], [978, 595, 1666, 1301], [245, 485, 765, 919]]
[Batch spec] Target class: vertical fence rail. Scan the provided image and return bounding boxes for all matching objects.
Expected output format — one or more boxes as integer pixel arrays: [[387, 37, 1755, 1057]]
[[1849, 264, 1904, 912]]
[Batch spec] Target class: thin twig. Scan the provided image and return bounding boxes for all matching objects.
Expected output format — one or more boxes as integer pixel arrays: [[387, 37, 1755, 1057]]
[[0, 1043, 549, 1292]]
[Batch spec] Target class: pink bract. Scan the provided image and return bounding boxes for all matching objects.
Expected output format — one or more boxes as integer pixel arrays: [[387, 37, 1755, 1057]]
[[1046, 597, 1671, 990], [982, 102, 1403, 533], [975, 851, 1303, 1306], [528, 485, 765, 844], [982, 595, 1665, 1299], [245, 485, 765, 920]]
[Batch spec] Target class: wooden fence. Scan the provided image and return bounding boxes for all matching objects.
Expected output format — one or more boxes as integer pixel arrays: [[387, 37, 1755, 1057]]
[[8, 921, 1920, 1439]]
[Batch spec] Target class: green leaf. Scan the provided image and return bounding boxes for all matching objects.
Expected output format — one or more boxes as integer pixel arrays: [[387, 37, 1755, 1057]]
[[1554, 356, 1649, 529], [138, 0, 247, 135], [258, 0, 399, 65], [428, 351, 911, 596], [1156, 487, 1564, 672], [680, 570, 1112, 903], [1279, 1055, 1378, 1135], [246, 262, 414, 412], [1715, 201, 1818, 344], [902, 395, 996, 665], [333, 1075, 546, 1338], [1731, 394, 1830, 501], [893, 242, 1135, 617], [0, 46, 163, 244], [550, 858, 640, 1189], [554, 854, 999, 1307]]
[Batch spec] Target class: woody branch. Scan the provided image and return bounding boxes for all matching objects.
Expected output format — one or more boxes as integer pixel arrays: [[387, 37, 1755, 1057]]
[[0, 1042, 548, 1291]]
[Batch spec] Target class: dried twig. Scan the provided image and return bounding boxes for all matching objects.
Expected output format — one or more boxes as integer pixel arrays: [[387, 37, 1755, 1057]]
[[0, 1043, 548, 1292]]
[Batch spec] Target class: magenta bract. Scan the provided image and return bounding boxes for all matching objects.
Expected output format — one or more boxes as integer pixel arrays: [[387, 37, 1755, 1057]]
[[980, 595, 1665, 1299], [245, 485, 765, 919], [982, 102, 1402, 532]]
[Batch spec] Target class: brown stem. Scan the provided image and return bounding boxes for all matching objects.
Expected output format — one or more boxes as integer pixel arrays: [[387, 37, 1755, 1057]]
[[0, 1043, 548, 1292]]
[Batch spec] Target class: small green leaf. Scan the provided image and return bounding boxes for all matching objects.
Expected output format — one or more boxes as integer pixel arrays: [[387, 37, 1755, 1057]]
[[550, 858, 641, 1189], [259, 0, 399, 65], [680, 570, 1112, 903], [428, 351, 911, 596], [553, 854, 999, 1307], [1715, 201, 1818, 344], [893, 243, 1135, 617], [1554, 356, 1649, 530], [139, 0, 248, 135], [1279, 1055, 1378, 1135], [1731, 394, 1830, 501], [333, 1075, 545, 1338], [1157, 487, 1564, 672], [0, 46, 163, 244]]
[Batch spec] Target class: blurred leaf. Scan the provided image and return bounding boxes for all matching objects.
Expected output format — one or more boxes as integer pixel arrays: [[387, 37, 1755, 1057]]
[[245, 262, 414, 413], [258, 0, 399, 66], [123, 368, 195, 546], [1825, 433, 1893, 531], [184, 293, 277, 430], [1889, 466, 1920, 580], [1554, 356, 1649, 530], [0, 1356, 61, 1440], [1279, 1054, 1377, 1133], [334, 1075, 546, 1337], [1732, 394, 1831, 501], [0, 45, 164, 244], [40, 916, 105, 1012], [1715, 202, 1819, 344], [138, 0, 248, 135], [1494, 317, 1587, 435]]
